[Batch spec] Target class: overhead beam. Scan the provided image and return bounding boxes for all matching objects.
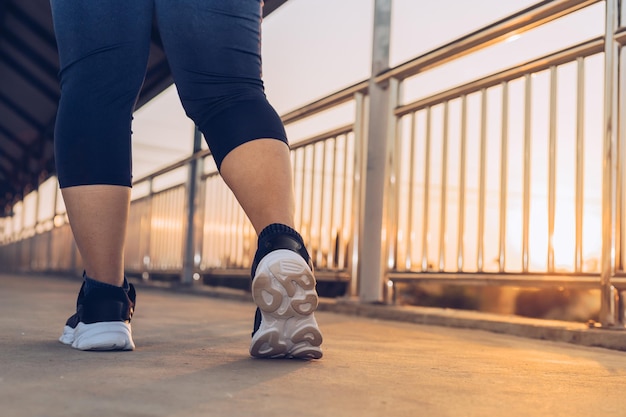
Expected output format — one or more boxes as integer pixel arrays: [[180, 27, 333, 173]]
[[0, 49, 59, 103], [0, 123, 28, 151], [3, 29, 58, 81], [6, 1, 57, 49], [0, 90, 46, 131], [0, 0, 8, 34], [0, 139, 24, 166], [263, 0, 289, 17]]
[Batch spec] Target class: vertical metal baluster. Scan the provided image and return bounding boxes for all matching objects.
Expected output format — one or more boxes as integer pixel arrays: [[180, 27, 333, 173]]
[[523, 74, 532, 273], [296, 148, 305, 232], [167, 189, 174, 269], [32, 188, 39, 270], [303, 145, 310, 243], [548, 66, 558, 273], [163, 190, 170, 270], [457, 96, 467, 271], [315, 142, 324, 267], [49, 180, 59, 271], [393, 118, 403, 271], [439, 102, 450, 271], [499, 82, 509, 272], [389, 114, 401, 272], [209, 183, 218, 267], [150, 190, 158, 273], [308, 144, 317, 264], [300, 147, 309, 250], [405, 113, 417, 270], [227, 183, 234, 267], [201, 179, 209, 269], [477, 89, 488, 272], [154, 194, 161, 271], [341, 133, 352, 270], [167, 190, 175, 269], [421, 106, 432, 271], [216, 178, 223, 267], [228, 180, 237, 267], [328, 137, 338, 268], [235, 190, 244, 268]]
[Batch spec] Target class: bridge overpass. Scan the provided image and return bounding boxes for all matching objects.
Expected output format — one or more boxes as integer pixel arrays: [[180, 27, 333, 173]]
[[2, 0, 626, 413], [3, 0, 626, 324]]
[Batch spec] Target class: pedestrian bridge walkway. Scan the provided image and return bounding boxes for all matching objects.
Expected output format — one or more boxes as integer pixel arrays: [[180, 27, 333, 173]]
[[2, 272, 625, 417]]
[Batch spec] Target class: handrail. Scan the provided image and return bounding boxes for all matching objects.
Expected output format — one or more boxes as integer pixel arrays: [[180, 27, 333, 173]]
[[395, 36, 604, 117], [132, 148, 212, 186], [280, 81, 368, 125], [377, 0, 601, 83]]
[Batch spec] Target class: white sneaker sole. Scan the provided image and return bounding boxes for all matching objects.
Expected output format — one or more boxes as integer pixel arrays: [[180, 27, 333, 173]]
[[250, 250, 323, 359], [60, 321, 135, 351]]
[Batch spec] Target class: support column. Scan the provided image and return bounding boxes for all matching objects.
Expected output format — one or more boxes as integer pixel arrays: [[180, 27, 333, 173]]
[[358, 0, 393, 303], [600, 0, 620, 327], [182, 126, 203, 285]]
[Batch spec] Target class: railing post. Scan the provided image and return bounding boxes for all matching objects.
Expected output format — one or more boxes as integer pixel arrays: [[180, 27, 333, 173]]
[[47, 180, 58, 271], [31, 187, 40, 270], [618, 0, 626, 325], [359, 0, 393, 303], [600, 0, 621, 327], [350, 92, 366, 297], [140, 178, 154, 280], [181, 126, 203, 285]]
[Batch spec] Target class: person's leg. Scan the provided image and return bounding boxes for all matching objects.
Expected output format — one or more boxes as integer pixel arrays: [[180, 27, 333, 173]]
[[220, 139, 295, 234], [155, 0, 322, 359], [61, 186, 130, 287], [52, 0, 152, 286], [51, 0, 153, 350]]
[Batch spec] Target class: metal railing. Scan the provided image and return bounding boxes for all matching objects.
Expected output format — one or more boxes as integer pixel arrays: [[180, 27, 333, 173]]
[[2, 0, 626, 326], [388, 39, 605, 274], [377, 0, 626, 327], [122, 91, 367, 284]]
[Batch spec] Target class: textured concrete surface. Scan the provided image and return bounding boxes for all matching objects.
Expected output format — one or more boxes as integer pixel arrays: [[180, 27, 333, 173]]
[[2, 273, 626, 417]]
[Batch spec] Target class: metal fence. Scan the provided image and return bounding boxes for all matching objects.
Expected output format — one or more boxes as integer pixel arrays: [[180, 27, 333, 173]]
[[378, 0, 626, 327], [2, 0, 626, 326], [121, 118, 362, 284]]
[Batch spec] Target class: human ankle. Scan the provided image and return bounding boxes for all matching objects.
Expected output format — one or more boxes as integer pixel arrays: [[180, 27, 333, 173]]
[[83, 272, 129, 296], [252, 223, 311, 276]]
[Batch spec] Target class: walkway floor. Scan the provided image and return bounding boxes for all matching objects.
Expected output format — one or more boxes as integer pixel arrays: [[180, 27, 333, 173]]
[[2, 273, 626, 417]]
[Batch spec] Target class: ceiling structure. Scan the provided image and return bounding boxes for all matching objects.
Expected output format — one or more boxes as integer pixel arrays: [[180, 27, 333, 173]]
[[0, 0, 288, 210]]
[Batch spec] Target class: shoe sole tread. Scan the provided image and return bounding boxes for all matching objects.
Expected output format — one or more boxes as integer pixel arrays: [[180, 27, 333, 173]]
[[60, 321, 134, 351], [250, 250, 323, 359]]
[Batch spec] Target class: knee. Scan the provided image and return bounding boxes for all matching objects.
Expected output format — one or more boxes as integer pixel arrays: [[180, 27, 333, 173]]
[[183, 92, 287, 169]]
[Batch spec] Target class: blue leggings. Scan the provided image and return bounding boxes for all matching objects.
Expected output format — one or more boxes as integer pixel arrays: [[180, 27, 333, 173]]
[[50, 0, 287, 188]]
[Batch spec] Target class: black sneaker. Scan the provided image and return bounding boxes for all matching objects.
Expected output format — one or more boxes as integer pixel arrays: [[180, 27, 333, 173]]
[[250, 234, 323, 359], [59, 281, 136, 351]]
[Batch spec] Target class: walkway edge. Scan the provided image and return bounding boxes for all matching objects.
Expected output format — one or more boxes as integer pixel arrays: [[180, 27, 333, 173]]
[[319, 299, 626, 352], [100, 277, 626, 353]]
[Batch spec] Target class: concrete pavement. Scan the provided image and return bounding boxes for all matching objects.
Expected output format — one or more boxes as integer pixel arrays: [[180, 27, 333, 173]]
[[1, 273, 626, 417]]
